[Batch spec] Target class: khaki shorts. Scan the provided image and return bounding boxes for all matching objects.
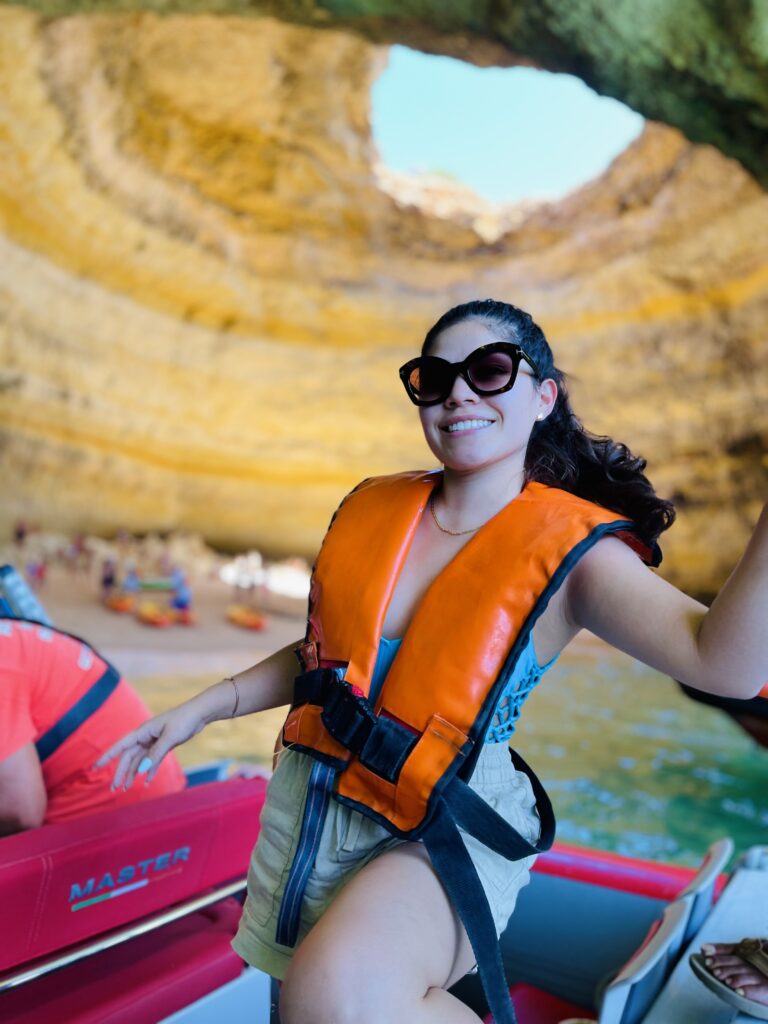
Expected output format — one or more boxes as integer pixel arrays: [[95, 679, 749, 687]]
[[231, 741, 540, 980]]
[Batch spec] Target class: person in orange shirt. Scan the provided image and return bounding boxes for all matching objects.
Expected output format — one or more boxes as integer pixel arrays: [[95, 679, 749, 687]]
[[0, 618, 185, 835]]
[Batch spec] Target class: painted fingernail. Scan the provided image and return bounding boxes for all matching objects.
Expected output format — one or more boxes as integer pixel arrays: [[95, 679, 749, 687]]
[[138, 756, 153, 774], [702, 944, 715, 954], [705, 958, 713, 966], [736, 988, 745, 996]]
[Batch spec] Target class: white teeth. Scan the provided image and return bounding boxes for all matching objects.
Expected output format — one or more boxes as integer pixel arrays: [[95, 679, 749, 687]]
[[445, 419, 493, 433]]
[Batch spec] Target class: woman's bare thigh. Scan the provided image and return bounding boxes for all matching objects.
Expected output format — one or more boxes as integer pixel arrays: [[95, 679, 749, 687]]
[[280, 843, 475, 1020]]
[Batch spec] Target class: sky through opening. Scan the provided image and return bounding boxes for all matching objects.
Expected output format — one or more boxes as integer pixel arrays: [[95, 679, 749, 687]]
[[372, 47, 645, 205]]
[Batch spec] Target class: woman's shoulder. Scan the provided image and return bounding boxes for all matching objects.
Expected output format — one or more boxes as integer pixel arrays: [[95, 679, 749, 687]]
[[564, 535, 644, 615]]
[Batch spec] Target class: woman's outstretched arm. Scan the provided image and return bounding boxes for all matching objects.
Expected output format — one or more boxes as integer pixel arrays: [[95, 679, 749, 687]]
[[564, 506, 768, 700], [95, 638, 302, 789]]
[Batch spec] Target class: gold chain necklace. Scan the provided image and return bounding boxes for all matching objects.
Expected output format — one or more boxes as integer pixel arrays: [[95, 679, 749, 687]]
[[429, 493, 486, 536]]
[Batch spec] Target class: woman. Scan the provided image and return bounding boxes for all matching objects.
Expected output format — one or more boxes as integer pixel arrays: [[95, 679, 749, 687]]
[[98, 299, 768, 1023]]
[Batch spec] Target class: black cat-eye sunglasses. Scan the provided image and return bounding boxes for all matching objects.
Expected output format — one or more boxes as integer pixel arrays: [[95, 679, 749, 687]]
[[399, 342, 540, 407]]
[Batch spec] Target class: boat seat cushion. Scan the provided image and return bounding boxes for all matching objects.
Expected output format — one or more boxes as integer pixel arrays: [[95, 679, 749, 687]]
[[0, 897, 246, 1024], [0, 777, 267, 973]]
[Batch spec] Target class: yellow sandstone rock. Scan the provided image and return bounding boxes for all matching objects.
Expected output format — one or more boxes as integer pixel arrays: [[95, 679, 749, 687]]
[[1, 8, 766, 597]]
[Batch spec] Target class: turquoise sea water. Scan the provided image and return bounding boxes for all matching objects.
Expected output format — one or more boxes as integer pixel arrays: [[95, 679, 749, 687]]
[[512, 639, 766, 868]]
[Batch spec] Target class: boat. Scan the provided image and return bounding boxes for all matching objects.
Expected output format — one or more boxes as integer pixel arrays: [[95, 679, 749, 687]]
[[104, 593, 136, 614], [226, 604, 270, 631], [173, 608, 197, 626], [0, 761, 272, 1024], [136, 599, 176, 628], [1, 757, 764, 1024]]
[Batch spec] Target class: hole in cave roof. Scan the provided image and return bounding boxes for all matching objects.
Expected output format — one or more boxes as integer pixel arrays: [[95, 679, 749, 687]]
[[371, 45, 644, 240]]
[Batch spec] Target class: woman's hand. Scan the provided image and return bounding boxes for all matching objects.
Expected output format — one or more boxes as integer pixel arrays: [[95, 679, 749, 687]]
[[94, 702, 206, 790], [94, 640, 302, 791]]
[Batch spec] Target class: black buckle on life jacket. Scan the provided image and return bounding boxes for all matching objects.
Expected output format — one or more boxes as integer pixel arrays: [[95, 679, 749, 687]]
[[293, 667, 337, 707], [358, 715, 417, 783], [321, 679, 378, 753]]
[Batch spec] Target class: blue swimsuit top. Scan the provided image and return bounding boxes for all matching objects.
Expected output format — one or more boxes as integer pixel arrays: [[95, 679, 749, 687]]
[[369, 633, 559, 744]]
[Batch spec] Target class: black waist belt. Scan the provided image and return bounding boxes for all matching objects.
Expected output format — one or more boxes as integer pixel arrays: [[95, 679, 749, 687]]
[[35, 664, 121, 762]]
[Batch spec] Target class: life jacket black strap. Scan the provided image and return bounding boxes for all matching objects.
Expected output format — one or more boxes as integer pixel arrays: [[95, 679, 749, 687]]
[[321, 678, 378, 751], [422, 798, 518, 1024], [294, 668, 417, 784], [421, 749, 555, 1023], [358, 714, 417, 782], [444, 748, 555, 858], [293, 666, 337, 706], [35, 664, 121, 763]]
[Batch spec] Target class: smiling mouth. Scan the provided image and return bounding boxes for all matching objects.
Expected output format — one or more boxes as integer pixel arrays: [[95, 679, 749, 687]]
[[442, 419, 494, 434]]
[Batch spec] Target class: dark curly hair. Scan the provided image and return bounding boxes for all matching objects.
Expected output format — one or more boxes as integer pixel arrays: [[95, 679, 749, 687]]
[[422, 299, 675, 556]]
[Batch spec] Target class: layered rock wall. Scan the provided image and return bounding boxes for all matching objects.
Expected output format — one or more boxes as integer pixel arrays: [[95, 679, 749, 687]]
[[1, 7, 767, 596]]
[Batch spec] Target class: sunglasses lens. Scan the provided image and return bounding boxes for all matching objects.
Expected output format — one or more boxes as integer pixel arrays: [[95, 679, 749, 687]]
[[467, 350, 516, 392], [408, 359, 450, 403]]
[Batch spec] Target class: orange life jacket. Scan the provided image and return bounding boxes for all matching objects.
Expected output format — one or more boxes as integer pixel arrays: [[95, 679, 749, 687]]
[[279, 471, 658, 1024]]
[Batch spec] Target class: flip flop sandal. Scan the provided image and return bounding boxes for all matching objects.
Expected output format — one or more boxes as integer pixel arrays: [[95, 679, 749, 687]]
[[690, 939, 768, 1020]]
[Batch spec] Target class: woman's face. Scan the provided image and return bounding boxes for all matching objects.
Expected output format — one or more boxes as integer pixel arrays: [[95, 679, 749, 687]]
[[418, 319, 557, 474]]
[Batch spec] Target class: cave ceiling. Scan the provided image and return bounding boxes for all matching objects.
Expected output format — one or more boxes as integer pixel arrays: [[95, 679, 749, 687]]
[[0, 3, 766, 597], [7, 0, 768, 189]]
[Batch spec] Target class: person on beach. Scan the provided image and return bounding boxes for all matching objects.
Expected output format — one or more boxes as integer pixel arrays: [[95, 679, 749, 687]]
[[122, 563, 141, 595], [13, 519, 28, 549], [100, 557, 117, 603], [169, 568, 193, 617], [97, 300, 768, 1022], [0, 617, 185, 835]]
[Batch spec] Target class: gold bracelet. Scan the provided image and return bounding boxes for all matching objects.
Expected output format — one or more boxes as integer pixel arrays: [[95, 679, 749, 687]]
[[224, 676, 240, 718]]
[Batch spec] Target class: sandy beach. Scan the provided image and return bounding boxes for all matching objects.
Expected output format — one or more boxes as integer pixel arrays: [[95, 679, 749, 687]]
[[28, 562, 306, 769], [39, 563, 305, 674]]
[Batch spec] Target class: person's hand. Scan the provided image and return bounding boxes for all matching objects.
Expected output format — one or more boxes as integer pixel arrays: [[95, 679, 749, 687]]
[[94, 703, 205, 790]]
